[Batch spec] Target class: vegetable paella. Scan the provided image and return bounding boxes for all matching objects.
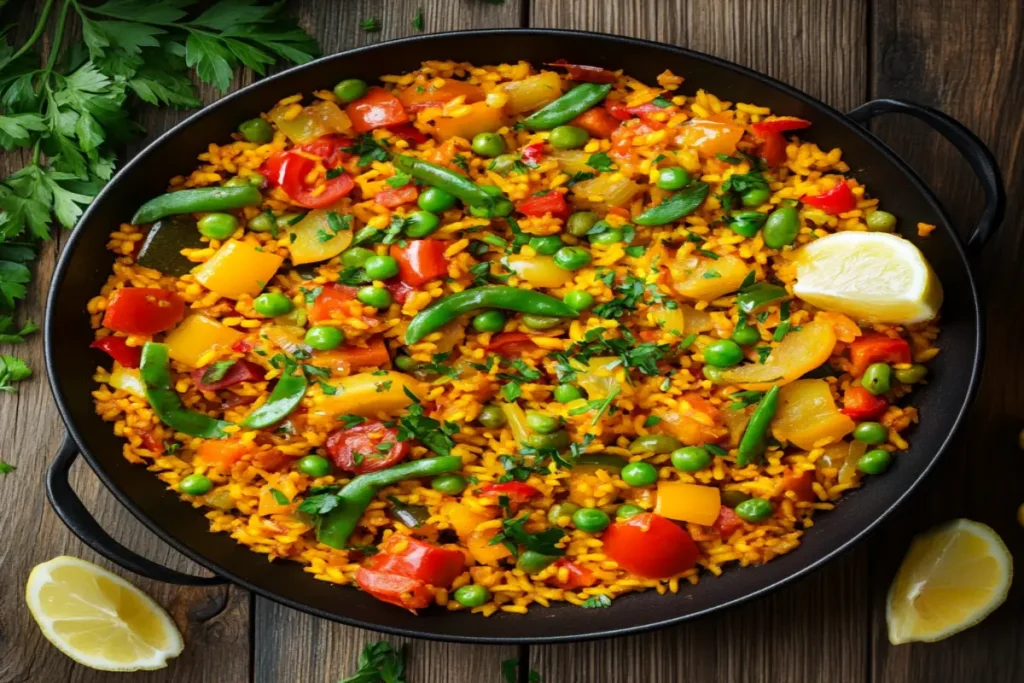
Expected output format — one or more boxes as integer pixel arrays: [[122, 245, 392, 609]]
[[90, 59, 943, 615]]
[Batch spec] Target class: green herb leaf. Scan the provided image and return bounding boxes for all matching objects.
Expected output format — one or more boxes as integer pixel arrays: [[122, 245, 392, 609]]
[[586, 152, 615, 172], [341, 642, 407, 683], [338, 414, 367, 429], [0, 461, 14, 474], [643, 415, 662, 428], [269, 488, 290, 505], [581, 594, 612, 608], [200, 360, 236, 385], [412, 8, 425, 30], [360, 17, 382, 32]]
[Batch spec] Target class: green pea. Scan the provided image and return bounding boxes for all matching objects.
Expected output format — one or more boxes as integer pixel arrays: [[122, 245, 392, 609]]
[[198, 213, 238, 240], [296, 455, 331, 477], [453, 584, 491, 607], [553, 384, 583, 403], [704, 339, 744, 368], [628, 434, 683, 455], [357, 285, 392, 309], [549, 125, 589, 149], [526, 410, 559, 434], [857, 449, 892, 475], [431, 474, 467, 495], [734, 497, 774, 523], [179, 474, 213, 496], [304, 325, 344, 351], [223, 176, 252, 187], [333, 78, 368, 103], [253, 292, 293, 317], [572, 507, 611, 533], [866, 210, 897, 232], [517, 550, 559, 574], [469, 193, 514, 218], [525, 430, 570, 450], [589, 228, 624, 245], [861, 362, 892, 395], [418, 187, 457, 213], [656, 167, 690, 191], [553, 246, 592, 271], [703, 366, 725, 383], [566, 211, 599, 237], [671, 446, 712, 472], [363, 254, 399, 280], [404, 210, 441, 238], [471, 132, 506, 158], [472, 310, 507, 333], [521, 314, 561, 330], [247, 172, 266, 188], [247, 212, 276, 233], [894, 364, 928, 384], [342, 247, 375, 268], [616, 504, 644, 520], [563, 290, 595, 312], [720, 490, 752, 508], [548, 502, 581, 525], [478, 404, 507, 428], [394, 355, 417, 372], [488, 154, 520, 176], [621, 461, 658, 487], [741, 186, 772, 208], [762, 206, 800, 248], [852, 421, 888, 445], [238, 118, 273, 144], [727, 210, 767, 238], [732, 321, 761, 346], [529, 235, 564, 255]]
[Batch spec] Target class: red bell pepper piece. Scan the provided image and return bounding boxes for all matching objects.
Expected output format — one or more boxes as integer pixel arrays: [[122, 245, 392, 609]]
[[486, 332, 536, 357], [374, 184, 419, 208], [137, 429, 165, 454], [802, 181, 857, 215], [345, 87, 409, 133], [262, 151, 356, 209], [750, 116, 812, 137], [841, 385, 888, 420], [516, 192, 569, 220], [326, 421, 409, 474], [849, 333, 912, 376], [285, 171, 355, 209], [477, 481, 541, 505], [780, 468, 816, 502], [309, 283, 359, 323], [355, 567, 433, 610], [571, 107, 619, 139], [372, 536, 466, 587], [544, 60, 618, 84], [191, 359, 265, 392], [712, 506, 743, 538], [386, 280, 415, 305], [546, 559, 597, 589], [390, 240, 449, 287], [758, 131, 788, 167], [231, 338, 253, 354], [296, 133, 353, 168], [90, 337, 142, 368], [388, 122, 429, 144], [102, 287, 185, 337], [604, 99, 633, 121], [521, 142, 546, 166], [602, 513, 700, 579]]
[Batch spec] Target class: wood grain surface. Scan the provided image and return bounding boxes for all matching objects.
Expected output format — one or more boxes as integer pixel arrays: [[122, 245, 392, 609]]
[[0, 0, 1020, 681]]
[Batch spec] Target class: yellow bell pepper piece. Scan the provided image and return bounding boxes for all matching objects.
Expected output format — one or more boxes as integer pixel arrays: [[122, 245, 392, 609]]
[[108, 363, 145, 398], [654, 481, 721, 525], [771, 379, 855, 450], [501, 72, 564, 115], [507, 255, 574, 288], [194, 240, 284, 299], [313, 371, 424, 419], [257, 476, 299, 516], [576, 356, 622, 400], [466, 528, 512, 566], [164, 314, 244, 368], [499, 402, 530, 444], [668, 253, 749, 301], [428, 101, 505, 141], [441, 501, 494, 542], [287, 209, 353, 265]]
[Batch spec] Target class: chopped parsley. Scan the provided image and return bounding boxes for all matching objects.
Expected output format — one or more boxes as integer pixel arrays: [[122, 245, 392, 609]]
[[643, 415, 663, 428], [586, 152, 615, 172], [396, 387, 458, 457], [343, 134, 390, 167], [411, 8, 424, 30], [199, 360, 235, 385], [360, 16, 382, 32], [0, 461, 14, 474], [386, 171, 412, 188], [581, 594, 613, 608], [269, 488, 290, 505], [489, 511, 566, 559]]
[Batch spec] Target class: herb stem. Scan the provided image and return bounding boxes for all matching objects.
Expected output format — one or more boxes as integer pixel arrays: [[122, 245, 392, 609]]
[[8, 0, 55, 62], [42, 0, 70, 72]]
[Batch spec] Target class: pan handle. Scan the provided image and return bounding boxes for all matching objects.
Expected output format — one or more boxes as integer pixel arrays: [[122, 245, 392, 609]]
[[47, 433, 225, 586], [846, 98, 1005, 255]]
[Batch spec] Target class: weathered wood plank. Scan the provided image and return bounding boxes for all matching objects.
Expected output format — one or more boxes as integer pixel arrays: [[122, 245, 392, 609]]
[[528, 2, 871, 682], [252, 3, 521, 682], [869, 1, 1024, 681]]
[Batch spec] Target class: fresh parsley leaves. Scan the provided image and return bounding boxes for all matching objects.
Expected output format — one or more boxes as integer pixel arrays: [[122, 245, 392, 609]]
[[581, 594, 613, 608], [340, 641, 406, 683], [343, 134, 390, 167], [587, 152, 615, 172]]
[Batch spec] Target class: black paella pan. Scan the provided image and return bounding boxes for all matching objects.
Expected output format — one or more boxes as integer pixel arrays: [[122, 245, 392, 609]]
[[44, 29, 1005, 643]]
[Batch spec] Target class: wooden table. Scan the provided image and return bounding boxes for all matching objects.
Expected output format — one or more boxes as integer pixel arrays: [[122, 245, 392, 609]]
[[2, 1, 1022, 681]]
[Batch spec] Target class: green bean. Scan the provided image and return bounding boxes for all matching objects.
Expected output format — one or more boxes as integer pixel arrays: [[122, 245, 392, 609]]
[[132, 186, 263, 224], [140, 343, 232, 439], [736, 385, 780, 466], [240, 374, 308, 429], [635, 182, 710, 226], [392, 155, 494, 208], [523, 84, 613, 130]]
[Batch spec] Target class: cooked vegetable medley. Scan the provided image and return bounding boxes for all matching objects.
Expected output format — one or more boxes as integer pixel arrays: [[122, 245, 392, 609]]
[[90, 60, 942, 615]]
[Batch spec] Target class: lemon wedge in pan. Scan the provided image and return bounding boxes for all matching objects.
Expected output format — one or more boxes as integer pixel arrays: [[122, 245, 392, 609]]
[[792, 231, 943, 324]]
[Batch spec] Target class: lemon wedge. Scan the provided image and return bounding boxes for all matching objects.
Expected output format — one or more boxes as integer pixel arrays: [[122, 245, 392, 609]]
[[886, 519, 1012, 644], [792, 231, 943, 324], [26, 556, 183, 671]]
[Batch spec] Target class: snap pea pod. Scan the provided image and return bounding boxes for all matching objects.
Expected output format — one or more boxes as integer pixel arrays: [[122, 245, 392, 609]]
[[317, 456, 462, 549], [635, 182, 710, 226], [522, 83, 613, 130], [736, 282, 788, 315], [392, 155, 494, 208], [240, 374, 308, 429], [574, 453, 627, 470], [139, 343, 232, 439], [736, 384, 780, 466], [405, 285, 578, 344], [131, 185, 263, 224]]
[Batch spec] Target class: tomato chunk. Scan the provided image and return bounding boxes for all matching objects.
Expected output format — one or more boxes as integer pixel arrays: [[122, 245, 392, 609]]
[[372, 536, 465, 587], [780, 468, 816, 502], [388, 123, 429, 144], [477, 482, 541, 505], [486, 332, 535, 357], [546, 559, 597, 589], [849, 333, 911, 376], [840, 385, 888, 420], [397, 80, 484, 112], [516, 192, 569, 220], [759, 131, 788, 166], [296, 134, 353, 167], [802, 181, 857, 215], [521, 142, 546, 166], [355, 567, 432, 610], [390, 240, 449, 287], [309, 283, 360, 323], [602, 513, 700, 579], [571, 107, 619, 139], [315, 338, 391, 373], [197, 439, 251, 469], [191, 359, 265, 392], [374, 184, 419, 208], [346, 87, 409, 133], [102, 287, 185, 336], [262, 151, 355, 209], [326, 421, 410, 474], [712, 506, 743, 538], [90, 337, 142, 368]]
